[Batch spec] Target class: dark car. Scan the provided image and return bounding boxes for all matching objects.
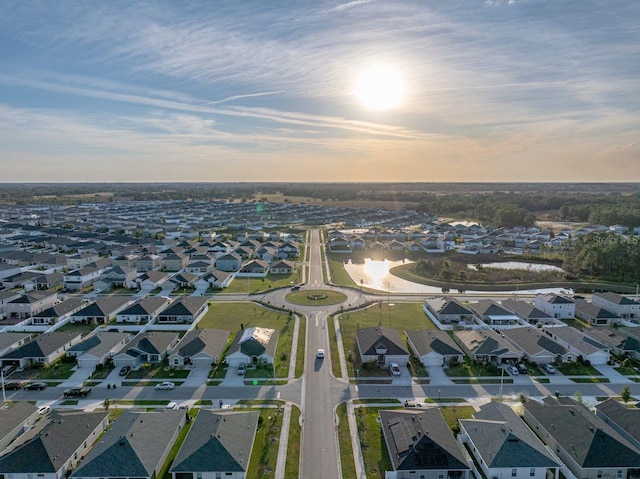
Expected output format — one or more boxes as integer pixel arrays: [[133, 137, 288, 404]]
[[25, 382, 48, 390], [119, 366, 131, 376], [4, 381, 24, 390], [516, 363, 528, 374], [64, 386, 91, 397]]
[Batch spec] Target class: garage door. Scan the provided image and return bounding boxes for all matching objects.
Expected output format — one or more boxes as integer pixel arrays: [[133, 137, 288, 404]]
[[77, 357, 100, 369], [192, 357, 213, 369], [421, 354, 443, 366]]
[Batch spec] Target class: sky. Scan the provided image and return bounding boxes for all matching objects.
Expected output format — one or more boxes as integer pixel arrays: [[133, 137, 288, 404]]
[[1, 0, 639, 182]]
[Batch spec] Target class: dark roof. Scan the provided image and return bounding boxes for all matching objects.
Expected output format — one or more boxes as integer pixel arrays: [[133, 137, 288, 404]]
[[524, 398, 640, 468], [0, 410, 108, 473], [0, 401, 38, 440], [356, 327, 409, 356], [67, 332, 130, 356], [159, 297, 208, 317], [73, 296, 130, 318], [502, 299, 552, 320], [71, 410, 185, 478], [593, 292, 640, 305], [596, 398, 640, 447], [119, 297, 168, 316], [575, 301, 620, 320], [174, 328, 229, 359], [171, 410, 259, 473], [469, 300, 514, 317], [502, 327, 568, 356], [405, 330, 463, 357], [461, 402, 559, 468], [229, 327, 278, 357], [379, 409, 469, 472], [537, 293, 575, 304], [1, 331, 81, 359], [124, 331, 179, 356], [32, 298, 84, 318]]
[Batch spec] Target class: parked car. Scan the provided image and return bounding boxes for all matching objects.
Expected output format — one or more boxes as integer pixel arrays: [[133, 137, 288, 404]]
[[516, 363, 528, 374], [404, 400, 426, 408], [37, 405, 51, 415], [507, 366, 519, 375], [390, 362, 401, 376], [237, 363, 246, 375], [64, 386, 92, 398], [119, 366, 131, 376], [155, 381, 175, 390], [165, 401, 177, 409], [543, 364, 556, 374], [4, 381, 24, 390], [316, 349, 325, 359], [25, 382, 47, 390]]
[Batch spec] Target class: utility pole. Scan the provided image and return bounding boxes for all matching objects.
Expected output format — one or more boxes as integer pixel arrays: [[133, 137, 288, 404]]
[[1, 369, 5, 403]]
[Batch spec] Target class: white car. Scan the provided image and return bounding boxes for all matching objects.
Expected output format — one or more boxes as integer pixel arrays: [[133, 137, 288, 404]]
[[508, 366, 519, 375], [543, 364, 556, 374], [165, 401, 177, 409], [237, 363, 246, 375], [37, 405, 51, 415], [155, 381, 175, 390], [316, 349, 325, 359], [390, 363, 401, 376]]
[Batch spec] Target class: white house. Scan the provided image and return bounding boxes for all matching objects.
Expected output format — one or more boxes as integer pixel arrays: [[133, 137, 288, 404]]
[[534, 293, 575, 319]]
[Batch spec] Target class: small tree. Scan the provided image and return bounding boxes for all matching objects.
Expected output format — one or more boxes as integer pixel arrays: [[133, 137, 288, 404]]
[[621, 385, 631, 404]]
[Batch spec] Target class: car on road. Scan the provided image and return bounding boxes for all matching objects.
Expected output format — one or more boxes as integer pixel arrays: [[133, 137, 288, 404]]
[[4, 381, 24, 390], [64, 386, 92, 398], [119, 366, 131, 376], [291, 284, 301, 291], [37, 405, 50, 415], [237, 363, 246, 375], [390, 363, 401, 376], [155, 381, 175, 390], [316, 349, 325, 359], [543, 364, 556, 374], [24, 382, 47, 390], [507, 366, 519, 375]]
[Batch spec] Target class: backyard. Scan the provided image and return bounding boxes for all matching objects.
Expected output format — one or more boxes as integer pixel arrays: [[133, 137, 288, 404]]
[[338, 302, 436, 377]]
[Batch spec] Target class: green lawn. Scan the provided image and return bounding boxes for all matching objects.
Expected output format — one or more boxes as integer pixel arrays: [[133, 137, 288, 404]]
[[337, 403, 357, 479], [159, 409, 199, 479], [355, 406, 398, 479], [439, 405, 476, 434], [295, 316, 306, 378], [199, 302, 295, 379], [126, 360, 191, 380], [327, 253, 359, 287], [247, 408, 285, 479], [54, 321, 99, 335], [557, 361, 603, 376], [36, 359, 78, 380], [285, 289, 347, 306], [338, 302, 436, 377], [328, 316, 342, 378], [285, 405, 302, 479], [222, 271, 301, 294], [445, 357, 501, 377]]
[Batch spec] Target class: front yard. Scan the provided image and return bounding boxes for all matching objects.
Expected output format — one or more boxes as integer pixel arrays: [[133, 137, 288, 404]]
[[126, 359, 191, 380], [445, 357, 502, 378]]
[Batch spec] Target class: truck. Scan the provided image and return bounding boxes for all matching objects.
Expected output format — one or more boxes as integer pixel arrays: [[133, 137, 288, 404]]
[[63, 386, 92, 398]]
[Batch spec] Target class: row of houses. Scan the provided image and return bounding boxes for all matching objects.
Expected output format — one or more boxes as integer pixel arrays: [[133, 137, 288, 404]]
[[0, 406, 259, 479]]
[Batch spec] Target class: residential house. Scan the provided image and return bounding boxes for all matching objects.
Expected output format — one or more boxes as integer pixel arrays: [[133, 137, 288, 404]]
[[423, 297, 475, 326], [585, 327, 640, 360], [5, 291, 58, 320], [156, 297, 208, 324], [71, 410, 186, 479], [22, 272, 64, 292], [169, 328, 229, 369], [379, 408, 470, 479], [459, 402, 561, 479], [592, 292, 640, 321], [405, 329, 464, 367], [501, 327, 573, 365], [66, 252, 99, 269], [575, 300, 621, 326], [0, 290, 22, 319], [277, 240, 300, 258], [0, 401, 39, 453], [136, 254, 161, 272], [328, 236, 351, 252], [195, 270, 232, 290], [99, 266, 138, 288], [226, 327, 278, 367], [269, 259, 295, 274], [1, 271, 42, 289], [134, 270, 169, 290], [170, 272, 199, 288], [502, 299, 556, 325], [0, 333, 33, 358], [215, 253, 242, 272], [162, 253, 188, 272], [523, 397, 640, 479], [254, 245, 277, 263], [0, 410, 109, 479], [595, 398, 640, 451], [453, 329, 522, 363], [238, 259, 268, 276], [66, 331, 130, 368], [543, 326, 610, 365], [112, 331, 180, 368], [69, 296, 131, 324], [63, 266, 104, 291], [356, 327, 410, 368], [31, 298, 85, 325], [185, 260, 213, 274], [534, 294, 575, 319], [115, 297, 171, 324], [0, 331, 82, 369], [469, 300, 521, 326]]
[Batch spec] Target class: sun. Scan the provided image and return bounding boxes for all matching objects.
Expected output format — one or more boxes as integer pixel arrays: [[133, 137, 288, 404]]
[[355, 65, 406, 111]]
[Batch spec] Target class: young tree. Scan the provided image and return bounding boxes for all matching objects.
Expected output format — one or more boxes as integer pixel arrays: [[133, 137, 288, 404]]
[[621, 385, 631, 404]]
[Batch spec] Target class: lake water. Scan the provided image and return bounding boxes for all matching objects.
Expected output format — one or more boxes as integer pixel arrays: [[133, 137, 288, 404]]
[[468, 261, 564, 272], [343, 258, 570, 295]]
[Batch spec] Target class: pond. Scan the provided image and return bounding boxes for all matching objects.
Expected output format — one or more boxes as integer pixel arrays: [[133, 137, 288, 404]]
[[343, 258, 570, 295], [468, 261, 564, 272]]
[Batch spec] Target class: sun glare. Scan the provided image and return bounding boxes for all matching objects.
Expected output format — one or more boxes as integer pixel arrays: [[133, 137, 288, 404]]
[[355, 65, 405, 111]]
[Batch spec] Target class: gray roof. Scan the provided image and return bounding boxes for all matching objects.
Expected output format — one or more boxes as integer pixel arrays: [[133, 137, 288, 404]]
[[575, 300, 620, 320], [524, 398, 640, 468], [586, 327, 640, 353], [71, 410, 185, 478], [425, 297, 473, 316], [502, 299, 552, 321], [593, 292, 640, 305], [159, 297, 208, 317], [454, 329, 520, 357], [547, 326, 608, 355], [379, 409, 469, 472], [0, 401, 38, 441], [67, 332, 130, 357], [461, 402, 559, 468], [537, 293, 575, 304], [1, 331, 81, 360], [356, 327, 409, 356], [228, 327, 278, 357], [119, 297, 168, 316], [405, 330, 463, 357], [72, 296, 130, 318], [32, 298, 85, 319], [595, 398, 640, 447], [0, 332, 32, 353], [171, 410, 259, 473], [469, 300, 513, 317], [0, 410, 108, 473], [173, 328, 229, 359], [123, 331, 179, 356], [502, 327, 568, 356]]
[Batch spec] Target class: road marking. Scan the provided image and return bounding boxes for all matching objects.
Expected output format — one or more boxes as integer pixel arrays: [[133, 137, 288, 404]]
[[277, 391, 281, 399], [355, 385, 358, 392]]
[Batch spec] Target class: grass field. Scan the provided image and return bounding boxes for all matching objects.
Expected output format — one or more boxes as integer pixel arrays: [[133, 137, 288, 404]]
[[55, 321, 98, 335], [220, 271, 301, 294], [327, 253, 359, 287], [295, 316, 306, 378], [247, 408, 285, 479], [198, 302, 295, 378], [337, 403, 357, 478], [338, 302, 436, 376], [446, 357, 502, 377], [285, 289, 347, 306], [285, 405, 302, 479], [355, 406, 398, 478]]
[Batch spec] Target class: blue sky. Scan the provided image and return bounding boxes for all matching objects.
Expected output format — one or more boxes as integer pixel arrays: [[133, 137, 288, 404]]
[[1, 0, 638, 182]]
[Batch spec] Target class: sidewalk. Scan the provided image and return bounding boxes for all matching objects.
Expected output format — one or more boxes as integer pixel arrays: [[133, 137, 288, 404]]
[[333, 316, 348, 379], [274, 403, 292, 479], [287, 315, 300, 380]]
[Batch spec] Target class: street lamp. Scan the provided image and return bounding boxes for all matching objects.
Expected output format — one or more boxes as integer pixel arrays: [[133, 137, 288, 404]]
[[438, 389, 441, 400], [355, 368, 360, 384]]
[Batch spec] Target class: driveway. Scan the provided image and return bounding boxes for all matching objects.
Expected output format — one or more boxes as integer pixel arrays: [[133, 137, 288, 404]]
[[181, 367, 211, 387], [59, 367, 95, 388], [219, 365, 246, 386], [426, 364, 453, 385]]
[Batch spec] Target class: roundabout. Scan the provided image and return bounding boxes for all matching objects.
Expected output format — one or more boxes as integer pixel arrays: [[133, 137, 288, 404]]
[[284, 289, 348, 306]]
